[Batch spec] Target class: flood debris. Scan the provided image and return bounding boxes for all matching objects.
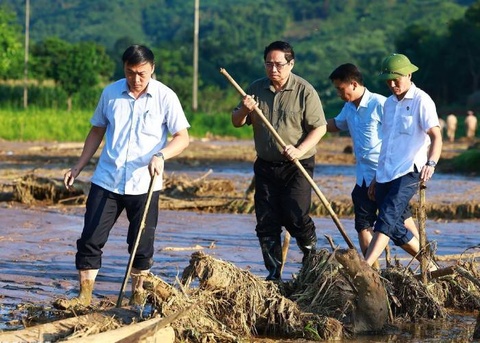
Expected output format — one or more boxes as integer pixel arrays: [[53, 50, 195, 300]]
[[13, 174, 87, 205], [2, 247, 479, 342], [6, 173, 480, 218], [177, 251, 343, 341]]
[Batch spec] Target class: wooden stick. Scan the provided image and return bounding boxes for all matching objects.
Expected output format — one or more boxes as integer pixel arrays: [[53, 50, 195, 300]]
[[455, 265, 480, 289], [116, 173, 158, 308], [414, 265, 456, 280], [418, 181, 428, 284], [220, 68, 355, 251], [280, 231, 291, 276], [379, 252, 480, 262]]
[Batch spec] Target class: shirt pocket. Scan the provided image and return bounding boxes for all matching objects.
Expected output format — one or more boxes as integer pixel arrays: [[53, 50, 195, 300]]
[[277, 108, 303, 127], [398, 115, 413, 135], [140, 111, 165, 138]]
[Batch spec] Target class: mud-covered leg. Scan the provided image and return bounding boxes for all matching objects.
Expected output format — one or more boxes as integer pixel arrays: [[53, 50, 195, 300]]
[[130, 268, 150, 306], [53, 269, 98, 309]]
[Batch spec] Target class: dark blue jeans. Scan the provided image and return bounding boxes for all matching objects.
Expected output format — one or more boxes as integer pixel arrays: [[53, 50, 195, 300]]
[[374, 171, 419, 246], [253, 156, 316, 242], [75, 183, 159, 271]]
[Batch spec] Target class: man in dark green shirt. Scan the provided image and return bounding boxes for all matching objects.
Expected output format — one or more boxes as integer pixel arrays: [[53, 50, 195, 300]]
[[232, 41, 327, 280]]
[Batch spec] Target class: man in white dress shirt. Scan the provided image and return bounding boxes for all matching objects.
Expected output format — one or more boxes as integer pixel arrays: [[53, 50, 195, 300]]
[[364, 54, 442, 269], [54, 45, 190, 309]]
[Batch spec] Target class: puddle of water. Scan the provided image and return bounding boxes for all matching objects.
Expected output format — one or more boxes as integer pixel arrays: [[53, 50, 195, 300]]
[[0, 208, 478, 341], [167, 161, 480, 204]]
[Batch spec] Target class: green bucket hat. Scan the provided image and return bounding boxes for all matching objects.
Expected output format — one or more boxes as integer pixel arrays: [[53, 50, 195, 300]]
[[379, 53, 419, 80]]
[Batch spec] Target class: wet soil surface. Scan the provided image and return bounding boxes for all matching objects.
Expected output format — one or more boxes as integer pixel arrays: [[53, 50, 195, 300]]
[[0, 137, 479, 341]]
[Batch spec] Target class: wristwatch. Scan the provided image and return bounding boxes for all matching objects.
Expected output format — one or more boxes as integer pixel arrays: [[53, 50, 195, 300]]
[[154, 151, 164, 160], [425, 160, 437, 167]]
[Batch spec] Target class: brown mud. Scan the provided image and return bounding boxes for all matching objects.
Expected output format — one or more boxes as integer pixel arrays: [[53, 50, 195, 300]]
[[0, 137, 479, 342]]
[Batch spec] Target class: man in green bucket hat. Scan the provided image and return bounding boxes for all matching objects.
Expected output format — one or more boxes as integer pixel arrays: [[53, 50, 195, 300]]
[[364, 53, 443, 270]]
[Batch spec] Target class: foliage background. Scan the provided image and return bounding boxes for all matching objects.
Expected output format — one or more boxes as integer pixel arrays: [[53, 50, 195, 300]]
[[0, 0, 479, 138]]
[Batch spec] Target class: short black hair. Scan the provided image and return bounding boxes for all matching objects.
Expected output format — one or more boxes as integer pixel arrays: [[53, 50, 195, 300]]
[[264, 41, 295, 62], [122, 45, 155, 66], [329, 63, 364, 86]]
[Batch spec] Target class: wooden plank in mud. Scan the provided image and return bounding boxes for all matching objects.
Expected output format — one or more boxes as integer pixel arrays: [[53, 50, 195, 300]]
[[67, 321, 175, 343], [0, 307, 139, 342]]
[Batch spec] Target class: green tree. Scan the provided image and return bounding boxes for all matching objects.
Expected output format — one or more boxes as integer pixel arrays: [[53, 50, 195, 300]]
[[154, 45, 194, 109], [395, 25, 450, 105], [432, 0, 480, 105], [31, 38, 114, 110], [58, 42, 114, 110], [30, 37, 70, 84], [0, 6, 23, 79]]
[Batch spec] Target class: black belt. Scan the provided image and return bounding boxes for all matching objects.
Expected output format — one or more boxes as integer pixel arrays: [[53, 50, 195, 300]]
[[257, 157, 291, 165]]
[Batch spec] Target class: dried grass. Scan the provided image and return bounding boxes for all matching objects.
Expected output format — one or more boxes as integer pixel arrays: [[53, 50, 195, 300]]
[[5, 249, 480, 342]]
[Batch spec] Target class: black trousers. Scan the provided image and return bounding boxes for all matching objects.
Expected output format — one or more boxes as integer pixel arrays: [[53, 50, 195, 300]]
[[75, 183, 159, 271], [253, 156, 316, 241]]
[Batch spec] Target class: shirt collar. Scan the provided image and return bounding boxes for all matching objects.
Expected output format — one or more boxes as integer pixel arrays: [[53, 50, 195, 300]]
[[358, 88, 372, 109], [282, 73, 295, 90], [263, 73, 296, 92], [393, 82, 417, 102], [403, 82, 416, 100], [121, 79, 129, 95], [121, 79, 153, 98]]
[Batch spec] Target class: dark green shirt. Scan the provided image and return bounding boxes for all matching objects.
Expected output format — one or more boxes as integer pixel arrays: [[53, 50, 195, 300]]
[[241, 73, 326, 162]]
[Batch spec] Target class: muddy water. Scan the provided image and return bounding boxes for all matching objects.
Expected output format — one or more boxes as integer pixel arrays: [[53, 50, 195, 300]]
[[167, 160, 480, 205], [1, 138, 479, 341], [0, 204, 479, 341]]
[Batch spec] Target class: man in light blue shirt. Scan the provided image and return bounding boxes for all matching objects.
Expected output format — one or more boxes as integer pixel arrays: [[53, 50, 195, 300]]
[[54, 45, 190, 310], [327, 63, 417, 258]]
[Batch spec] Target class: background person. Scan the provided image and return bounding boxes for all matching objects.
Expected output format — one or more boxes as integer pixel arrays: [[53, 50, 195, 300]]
[[326, 63, 418, 257], [365, 53, 442, 270], [446, 113, 457, 143], [465, 110, 477, 139], [231, 41, 327, 281], [54, 45, 190, 309]]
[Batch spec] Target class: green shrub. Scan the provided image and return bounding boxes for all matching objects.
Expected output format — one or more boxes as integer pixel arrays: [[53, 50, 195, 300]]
[[450, 148, 480, 174]]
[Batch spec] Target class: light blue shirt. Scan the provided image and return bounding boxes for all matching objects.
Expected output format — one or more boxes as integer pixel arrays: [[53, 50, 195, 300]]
[[90, 78, 190, 195], [376, 83, 439, 183], [334, 88, 385, 186]]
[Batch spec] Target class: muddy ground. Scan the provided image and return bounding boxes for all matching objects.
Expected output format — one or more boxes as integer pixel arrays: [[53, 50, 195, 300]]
[[0, 136, 479, 342]]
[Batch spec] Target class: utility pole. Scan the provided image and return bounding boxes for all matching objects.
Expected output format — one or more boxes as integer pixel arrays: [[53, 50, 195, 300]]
[[192, 0, 199, 111], [23, 0, 30, 109]]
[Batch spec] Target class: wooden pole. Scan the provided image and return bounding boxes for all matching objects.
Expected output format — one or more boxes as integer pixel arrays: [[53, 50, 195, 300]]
[[116, 174, 158, 307], [419, 181, 428, 284], [192, 0, 199, 111], [23, 0, 30, 109]]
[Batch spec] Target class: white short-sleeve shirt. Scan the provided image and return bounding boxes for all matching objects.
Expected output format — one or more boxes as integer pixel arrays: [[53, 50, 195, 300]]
[[90, 78, 190, 194], [376, 83, 439, 183]]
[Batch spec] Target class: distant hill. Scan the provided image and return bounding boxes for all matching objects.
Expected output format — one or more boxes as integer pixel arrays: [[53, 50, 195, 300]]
[[3, 0, 478, 112], [5, 0, 473, 50]]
